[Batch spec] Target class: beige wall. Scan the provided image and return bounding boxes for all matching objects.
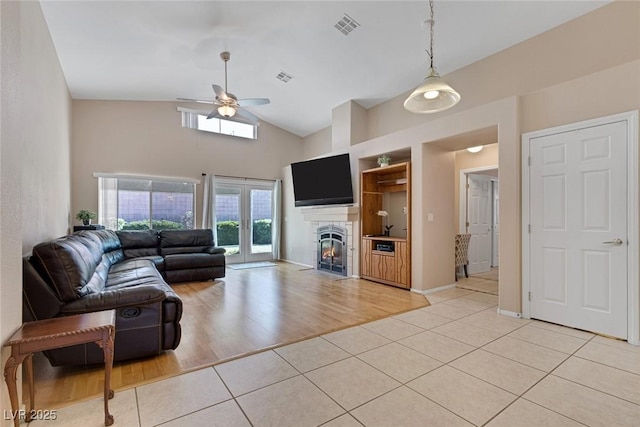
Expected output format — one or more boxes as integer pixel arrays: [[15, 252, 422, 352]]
[[1, 1, 72, 422], [331, 100, 369, 151], [71, 100, 304, 226], [421, 144, 456, 289], [521, 60, 640, 133], [302, 126, 331, 160]]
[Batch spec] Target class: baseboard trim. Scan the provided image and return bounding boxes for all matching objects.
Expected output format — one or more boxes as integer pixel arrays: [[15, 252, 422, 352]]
[[411, 283, 457, 295], [497, 308, 522, 318], [281, 259, 314, 269]]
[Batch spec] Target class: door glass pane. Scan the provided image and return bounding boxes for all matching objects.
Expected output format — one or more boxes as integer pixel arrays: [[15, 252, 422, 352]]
[[215, 187, 241, 256], [250, 188, 273, 254]]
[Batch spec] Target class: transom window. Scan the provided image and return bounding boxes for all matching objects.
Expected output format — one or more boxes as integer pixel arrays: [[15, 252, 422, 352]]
[[179, 108, 257, 139], [95, 174, 197, 231]]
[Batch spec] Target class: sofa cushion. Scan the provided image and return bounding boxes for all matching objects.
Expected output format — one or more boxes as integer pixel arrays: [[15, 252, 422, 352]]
[[159, 229, 214, 256], [23, 258, 64, 321], [164, 253, 225, 270], [106, 259, 166, 289], [128, 255, 165, 272], [31, 234, 102, 302], [74, 230, 125, 297], [116, 230, 160, 258]]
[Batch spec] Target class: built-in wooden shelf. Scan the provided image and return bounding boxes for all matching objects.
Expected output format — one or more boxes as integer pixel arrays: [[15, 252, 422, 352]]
[[378, 178, 408, 186], [360, 162, 411, 289]]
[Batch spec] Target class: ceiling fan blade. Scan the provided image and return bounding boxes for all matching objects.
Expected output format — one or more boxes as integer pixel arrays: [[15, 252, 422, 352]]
[[206, 109, 220, 120], [227, 114, 257, 126], [177, 97, 214, 104], [206, 108, 256, 126], [212, 84, 229, 101], [238, 97, 270, 107], [235, 107, 260, 124]]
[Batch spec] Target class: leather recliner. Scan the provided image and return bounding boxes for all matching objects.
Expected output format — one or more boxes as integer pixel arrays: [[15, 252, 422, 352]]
[[23, 228, 225, 366]]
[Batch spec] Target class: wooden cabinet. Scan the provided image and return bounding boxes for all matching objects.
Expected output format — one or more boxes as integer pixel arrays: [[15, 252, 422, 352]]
[[360, 162, 411, 289]]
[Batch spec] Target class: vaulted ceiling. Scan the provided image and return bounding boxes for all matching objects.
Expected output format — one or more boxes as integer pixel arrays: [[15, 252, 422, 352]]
[[40, 1, 610, 137]]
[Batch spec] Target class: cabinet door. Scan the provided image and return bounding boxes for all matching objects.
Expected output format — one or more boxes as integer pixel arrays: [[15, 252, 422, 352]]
[[361, 239, 372, 277], [395, 241, 409, 287], [371, 252, 396, 282]]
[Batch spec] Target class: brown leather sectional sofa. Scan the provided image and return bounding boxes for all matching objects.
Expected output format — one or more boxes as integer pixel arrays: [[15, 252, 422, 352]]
[[23, 228, 225, 366]]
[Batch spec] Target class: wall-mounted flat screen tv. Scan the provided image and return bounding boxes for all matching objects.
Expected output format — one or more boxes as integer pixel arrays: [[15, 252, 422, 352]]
[[291, 153, 354, 207]]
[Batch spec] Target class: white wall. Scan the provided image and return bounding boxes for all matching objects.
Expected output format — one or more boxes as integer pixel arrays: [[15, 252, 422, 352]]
[[1, 1, 72, 422], [281, 164, 314, 267]]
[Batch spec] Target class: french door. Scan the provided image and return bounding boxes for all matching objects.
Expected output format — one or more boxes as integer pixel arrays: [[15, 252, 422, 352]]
[[215, 180, 274, 264]]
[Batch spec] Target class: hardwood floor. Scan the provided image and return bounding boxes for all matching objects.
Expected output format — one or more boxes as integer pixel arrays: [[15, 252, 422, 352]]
[[29, 262, 428, 408]]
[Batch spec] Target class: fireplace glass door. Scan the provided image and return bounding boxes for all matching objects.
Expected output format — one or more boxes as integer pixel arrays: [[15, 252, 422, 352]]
[[317, 225, 347, 276]]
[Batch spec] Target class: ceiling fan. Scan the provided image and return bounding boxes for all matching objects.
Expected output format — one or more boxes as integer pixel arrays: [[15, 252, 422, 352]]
[[178, 51, 270, 124]]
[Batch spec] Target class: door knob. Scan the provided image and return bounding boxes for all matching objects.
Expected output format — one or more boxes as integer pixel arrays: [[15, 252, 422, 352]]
[[602, 238, 623, 246]]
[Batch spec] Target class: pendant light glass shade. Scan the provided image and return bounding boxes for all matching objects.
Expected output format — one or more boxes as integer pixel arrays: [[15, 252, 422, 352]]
[[404, 0, 461, 114], [403, 68, 460, 113]]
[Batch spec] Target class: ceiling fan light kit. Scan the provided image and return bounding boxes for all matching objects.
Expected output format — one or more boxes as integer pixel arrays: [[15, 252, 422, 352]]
[[179, 51, 270, 125], [404, 0, 460, 114], [218, 104, 237, 118]]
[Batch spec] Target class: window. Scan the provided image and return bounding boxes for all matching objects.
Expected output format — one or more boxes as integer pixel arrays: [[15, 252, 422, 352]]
[[179, 108, 257, 140], [95, 174, 197, 231]]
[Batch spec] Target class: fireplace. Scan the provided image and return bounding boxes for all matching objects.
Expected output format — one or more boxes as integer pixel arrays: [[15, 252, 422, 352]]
[[317, 225, 347, 276]]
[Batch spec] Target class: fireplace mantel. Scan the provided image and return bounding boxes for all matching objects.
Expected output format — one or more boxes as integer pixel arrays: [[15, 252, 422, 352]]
[[301, 205, 359, 222]]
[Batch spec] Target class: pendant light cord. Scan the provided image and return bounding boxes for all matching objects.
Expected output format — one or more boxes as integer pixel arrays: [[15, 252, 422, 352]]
[[426, 0, 435, 70]]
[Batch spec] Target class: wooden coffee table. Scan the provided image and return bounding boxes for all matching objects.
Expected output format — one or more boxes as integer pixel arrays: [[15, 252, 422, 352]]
[[3, 310, 116, 426]]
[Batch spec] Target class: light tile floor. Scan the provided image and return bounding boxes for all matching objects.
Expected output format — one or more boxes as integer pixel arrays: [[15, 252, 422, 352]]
[[47, 288, 640, 427], [456, 267, 499, 295]]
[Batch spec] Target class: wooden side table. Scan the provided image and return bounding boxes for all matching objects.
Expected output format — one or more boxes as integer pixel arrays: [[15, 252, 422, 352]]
[[3, 310, 116, 426]]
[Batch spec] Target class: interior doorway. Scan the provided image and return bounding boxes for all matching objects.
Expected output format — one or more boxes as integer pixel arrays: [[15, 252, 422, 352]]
[[456, 165, 499, 294], [460, 167, 499, 255]]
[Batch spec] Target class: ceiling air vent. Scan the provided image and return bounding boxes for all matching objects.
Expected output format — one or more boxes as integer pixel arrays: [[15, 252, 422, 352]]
[[276, 71, 294, 83], [334, 13, 360, 36]]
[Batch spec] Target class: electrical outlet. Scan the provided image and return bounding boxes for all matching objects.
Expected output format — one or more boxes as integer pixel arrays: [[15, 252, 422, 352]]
[[427, 213, 434, 222], [402, 206, 407, 214]]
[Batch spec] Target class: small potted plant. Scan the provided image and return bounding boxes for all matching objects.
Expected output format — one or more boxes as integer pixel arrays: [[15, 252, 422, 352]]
[[377, 154, 391, 167], [76, 209, 97, 226]]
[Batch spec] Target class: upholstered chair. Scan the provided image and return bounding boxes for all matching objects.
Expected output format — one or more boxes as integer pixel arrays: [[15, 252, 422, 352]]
[[454, 233, 472, 281]]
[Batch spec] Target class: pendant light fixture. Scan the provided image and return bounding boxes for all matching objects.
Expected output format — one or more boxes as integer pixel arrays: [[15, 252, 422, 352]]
[[404, 0, 460, 114]]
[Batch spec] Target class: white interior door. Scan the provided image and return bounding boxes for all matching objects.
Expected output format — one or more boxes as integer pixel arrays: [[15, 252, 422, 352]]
[[492, 180, 500, 267], [529, 120, 628, 338], [467, 174, 492, 274]]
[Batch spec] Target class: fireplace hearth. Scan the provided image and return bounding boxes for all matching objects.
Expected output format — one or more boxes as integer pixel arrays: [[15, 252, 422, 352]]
[[317, 225, 347, 276]]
